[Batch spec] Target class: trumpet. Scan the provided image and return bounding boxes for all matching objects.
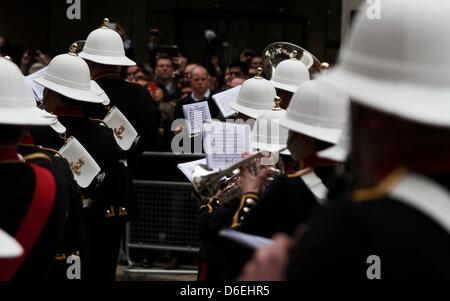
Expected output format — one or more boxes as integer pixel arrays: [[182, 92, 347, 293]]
[[262, 41, 329, 79], [192, 151, 284, 204]]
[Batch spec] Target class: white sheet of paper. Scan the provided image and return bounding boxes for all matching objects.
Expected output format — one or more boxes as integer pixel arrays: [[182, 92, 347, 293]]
[[203, 121, 252, 170], [26, 67, 47, 102], [219, 229, 274, 250], [177, 159, 207, 183], [182, 101, 212, 136], [212, 86, 240, 118]]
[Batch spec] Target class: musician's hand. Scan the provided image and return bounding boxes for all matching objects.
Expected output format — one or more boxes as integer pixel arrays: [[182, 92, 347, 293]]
[[175, 126, 184, 134], [238, 164, 275, 195], [238, 234, 293, 281]]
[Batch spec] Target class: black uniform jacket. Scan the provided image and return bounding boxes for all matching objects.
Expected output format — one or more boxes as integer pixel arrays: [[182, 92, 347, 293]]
[[0, 148, 68, 280], [225, 165, 336, 280], [31, 112, 128, 216], [81, 75, 156, 171], [288, 173, 450, 280], [19, 139, 82, 255]]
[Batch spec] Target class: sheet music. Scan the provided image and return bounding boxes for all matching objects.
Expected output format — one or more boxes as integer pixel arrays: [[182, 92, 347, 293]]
[[177, 159, 207, 183], [26, 67, 47, 102], [219, 229, 274, 250], [203, 121, 252, 170], [212, 86, 241, 118], [182, 101, 212, 136]]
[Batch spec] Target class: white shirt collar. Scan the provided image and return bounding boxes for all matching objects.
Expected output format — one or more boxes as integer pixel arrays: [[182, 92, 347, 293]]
[[191, 89, 211, 102]]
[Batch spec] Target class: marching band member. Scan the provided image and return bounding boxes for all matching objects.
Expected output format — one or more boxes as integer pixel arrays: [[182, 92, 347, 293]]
[[269, 50, 311, 109], [227, 80, 349, 279], [19, 123, 83, 281], [31, 47, 127, 281], [241, 0, 450, 281], [196, 67, 278, 281], [0, 58, 68, 281], [79, 18, 156, 185]]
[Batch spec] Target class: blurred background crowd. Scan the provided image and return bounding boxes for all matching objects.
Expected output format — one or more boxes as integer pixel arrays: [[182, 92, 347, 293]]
[[0, 0, 353, 153]]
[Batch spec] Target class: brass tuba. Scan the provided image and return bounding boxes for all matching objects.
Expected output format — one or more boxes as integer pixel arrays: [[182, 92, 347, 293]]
[[192, 151, 283, 204], [262, 42, 329, 79]]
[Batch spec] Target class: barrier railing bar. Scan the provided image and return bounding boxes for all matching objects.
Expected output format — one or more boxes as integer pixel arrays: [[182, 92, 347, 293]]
[[128, 243, 199, 253]]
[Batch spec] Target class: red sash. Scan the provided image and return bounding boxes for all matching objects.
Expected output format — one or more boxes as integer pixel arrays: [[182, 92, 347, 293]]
[[0, 164, 56, 281]]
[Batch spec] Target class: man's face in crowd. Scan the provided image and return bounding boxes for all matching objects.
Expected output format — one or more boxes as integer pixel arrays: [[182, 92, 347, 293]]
[[155, 58, 173, 80], [127, 66, 139, 81], [183, 64, 198, 82], [226, 66, 244, 86], [251, 56, 263, 68], [191, 68, 209, 95]]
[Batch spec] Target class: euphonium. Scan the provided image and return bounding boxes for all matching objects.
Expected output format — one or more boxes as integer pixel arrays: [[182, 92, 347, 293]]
[[262, 41, 329, 79], [192, 151, 284, 204]]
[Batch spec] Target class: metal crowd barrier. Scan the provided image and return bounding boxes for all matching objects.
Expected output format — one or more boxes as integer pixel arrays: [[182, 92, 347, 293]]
[[123, 152, 205, 269]]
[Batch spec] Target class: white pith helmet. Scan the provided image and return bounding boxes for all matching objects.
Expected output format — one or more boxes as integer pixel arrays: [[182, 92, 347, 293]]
[[229, 67, 277, 119], [279, 80, 349, 144], [34, 44, 104, 104], [318, 0, 450, 127], [253, 97, 290, 154], [270, 51, 311, 93], [79, 18, 136, 67], [318, 124, 350, 162], [0, 229, 23, 259], [0, 57, 56, 126]]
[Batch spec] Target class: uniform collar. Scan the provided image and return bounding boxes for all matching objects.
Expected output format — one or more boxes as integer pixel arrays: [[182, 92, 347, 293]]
[[300, 157, 337, 170], [0, 147, 20, 163], [352, 167, 408, 202], [94, 73, 121, 81], [20, 135, 35, 145]]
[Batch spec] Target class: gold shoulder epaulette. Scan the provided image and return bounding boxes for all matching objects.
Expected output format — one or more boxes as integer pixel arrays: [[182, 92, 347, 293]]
[[36, 145, 65, 159], [231, 193, 260, 229], [288, 167, 313, 179], [90, 118, 110, 128], [23, 152, 52, 163], [352, 168, 407, 203]]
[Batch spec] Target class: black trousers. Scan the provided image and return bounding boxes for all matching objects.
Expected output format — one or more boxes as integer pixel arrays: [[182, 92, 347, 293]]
[[81, 209, 126, 281]]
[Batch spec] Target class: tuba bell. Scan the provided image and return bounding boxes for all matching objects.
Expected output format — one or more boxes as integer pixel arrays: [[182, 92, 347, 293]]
[[262, 42, 329, 79]]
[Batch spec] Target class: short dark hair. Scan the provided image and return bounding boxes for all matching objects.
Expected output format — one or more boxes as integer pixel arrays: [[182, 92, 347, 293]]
[[228, 61, 249, 75], [155, 82, 171, 102], [156, 53, 173, 67], [149, 28, 162, 37], [241, 49, 256, 58], [60, 95, 81, 106], [0, 125, 24, 145]]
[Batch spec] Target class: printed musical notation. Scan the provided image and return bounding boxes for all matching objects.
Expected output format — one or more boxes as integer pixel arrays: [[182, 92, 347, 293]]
[[203, 121, 252, 170]]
